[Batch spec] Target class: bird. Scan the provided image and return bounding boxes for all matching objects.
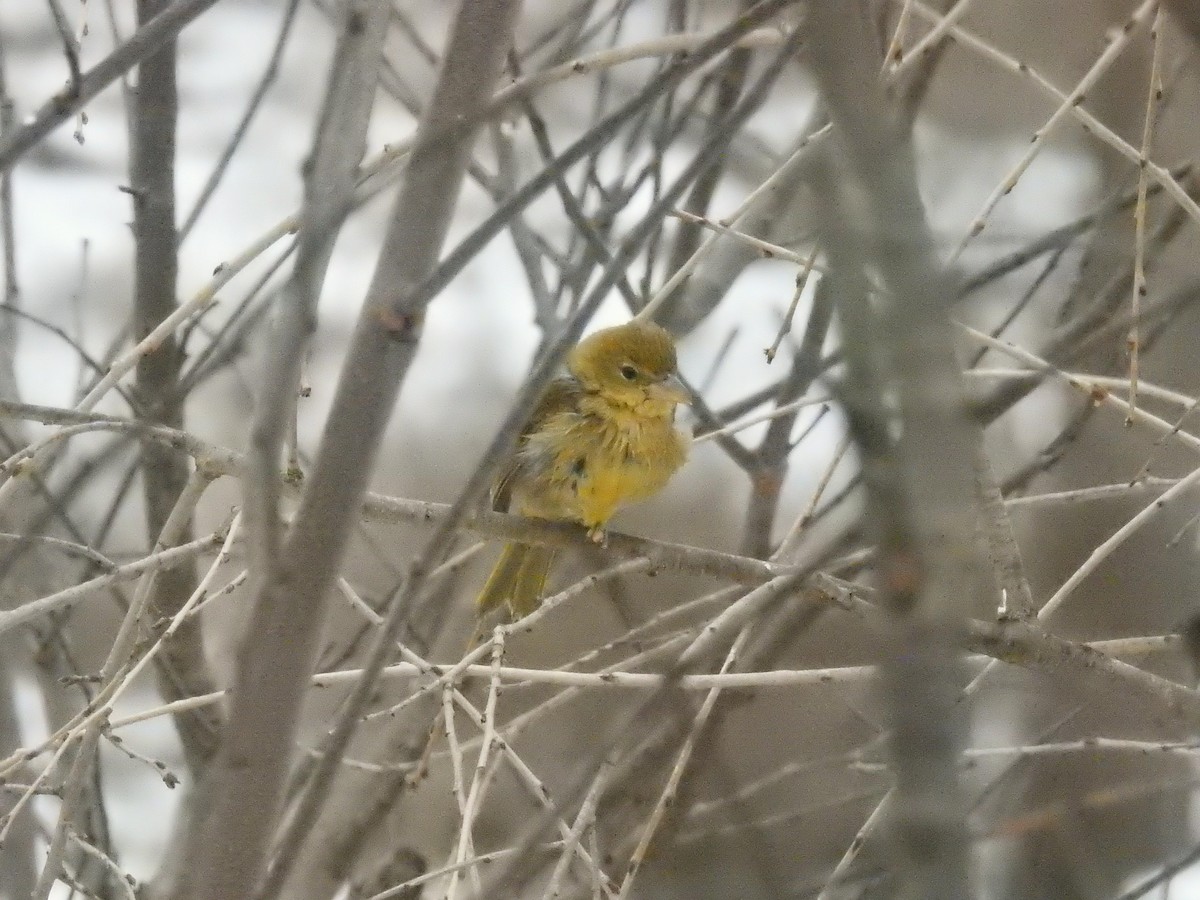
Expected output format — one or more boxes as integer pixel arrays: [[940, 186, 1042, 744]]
[[477, 319, 691, 619]]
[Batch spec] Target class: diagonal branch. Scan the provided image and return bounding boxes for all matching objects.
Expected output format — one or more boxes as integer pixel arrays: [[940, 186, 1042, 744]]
[[243, 0, 389, 598], [0, 0, 226, 171], [806, 1, 991, 896], [180, 3, 524, 898], [262, 19, 806, 897]]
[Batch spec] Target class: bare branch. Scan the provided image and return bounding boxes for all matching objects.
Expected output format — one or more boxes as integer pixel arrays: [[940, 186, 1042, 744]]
[[974, 448, 1036, 621], [178, 0, 301, 240], [182, 3, 524, 897], [0, 0, 226, 171], [243, 0, 389, 604], [258, 15, 804, 898], [806, 0, 991, 895], [129, 0, 220, 776]]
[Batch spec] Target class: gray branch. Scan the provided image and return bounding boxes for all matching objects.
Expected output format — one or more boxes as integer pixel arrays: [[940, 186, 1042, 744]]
[[806, 1, 992, 897], [178, 3, 524, 898], [0, 0, 226, 171], [243, 0, 389, 597], [130, 0, 220, 778]]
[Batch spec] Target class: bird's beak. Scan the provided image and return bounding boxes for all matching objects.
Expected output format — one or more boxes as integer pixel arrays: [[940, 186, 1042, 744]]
[[649, 373, 690, 406]]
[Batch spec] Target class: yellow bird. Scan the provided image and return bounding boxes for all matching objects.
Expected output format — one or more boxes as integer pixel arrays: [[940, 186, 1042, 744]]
[[477, 319, 691, 619]]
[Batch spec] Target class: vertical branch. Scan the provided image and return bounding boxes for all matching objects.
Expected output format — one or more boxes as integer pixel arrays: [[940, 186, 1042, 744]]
[[0, 0, 225, 172], [654, 111, 828, 335], [267, 18, 805, 897], [243, 0, 389, 595], [179, 0, 302, 241], [974, 448, 1035, 622], [0, 31, 43, 900], [181, 4, 525, 899], [739, 279, 834, 558], [662, 0, 755, 278], [1127, 8, 1163, 421], [44, 0, 83, 98], [129, 0, 219, 776], [31, 472, 211, 900], [0, 655, 34, 897], [806, 1, 990, 896]]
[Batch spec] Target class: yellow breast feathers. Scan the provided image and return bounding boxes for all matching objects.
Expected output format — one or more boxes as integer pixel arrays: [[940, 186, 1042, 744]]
[[478, 320, 690, 618]]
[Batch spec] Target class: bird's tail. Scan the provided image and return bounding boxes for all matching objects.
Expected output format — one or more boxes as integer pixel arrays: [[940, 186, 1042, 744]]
[[477, 543, 557, 619]]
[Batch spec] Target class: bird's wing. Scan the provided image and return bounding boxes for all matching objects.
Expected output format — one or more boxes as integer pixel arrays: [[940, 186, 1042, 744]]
[[492, 375, 582, 512]]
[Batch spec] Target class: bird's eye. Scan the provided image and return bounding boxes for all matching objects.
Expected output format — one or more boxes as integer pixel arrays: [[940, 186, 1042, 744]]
[[620, 364, 638, 381]]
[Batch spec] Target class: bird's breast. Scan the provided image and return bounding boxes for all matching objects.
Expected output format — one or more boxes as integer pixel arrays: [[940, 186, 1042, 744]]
[[515, 403, 686, 529], [569, 406, 686, 526]]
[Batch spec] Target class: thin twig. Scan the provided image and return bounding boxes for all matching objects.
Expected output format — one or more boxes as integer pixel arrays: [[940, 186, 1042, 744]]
[[1126, 8, 1164, 422], [906, 0, 1200, 247], [0, 0, 225, 171], [765, 245, 820, 363], [974, 448, 1035, 621], [616, 629, 750, 899], [178, 0, 301, 240], [189, 5, 526, 898], [44, 0, 83, 99], [243, 0, 389, 595], [945, 0, 1157, 262], [255, 20, 804, 898]]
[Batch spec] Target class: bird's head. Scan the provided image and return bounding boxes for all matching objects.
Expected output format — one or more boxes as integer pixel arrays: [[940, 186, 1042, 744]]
[[568, 320, 689, 414]]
